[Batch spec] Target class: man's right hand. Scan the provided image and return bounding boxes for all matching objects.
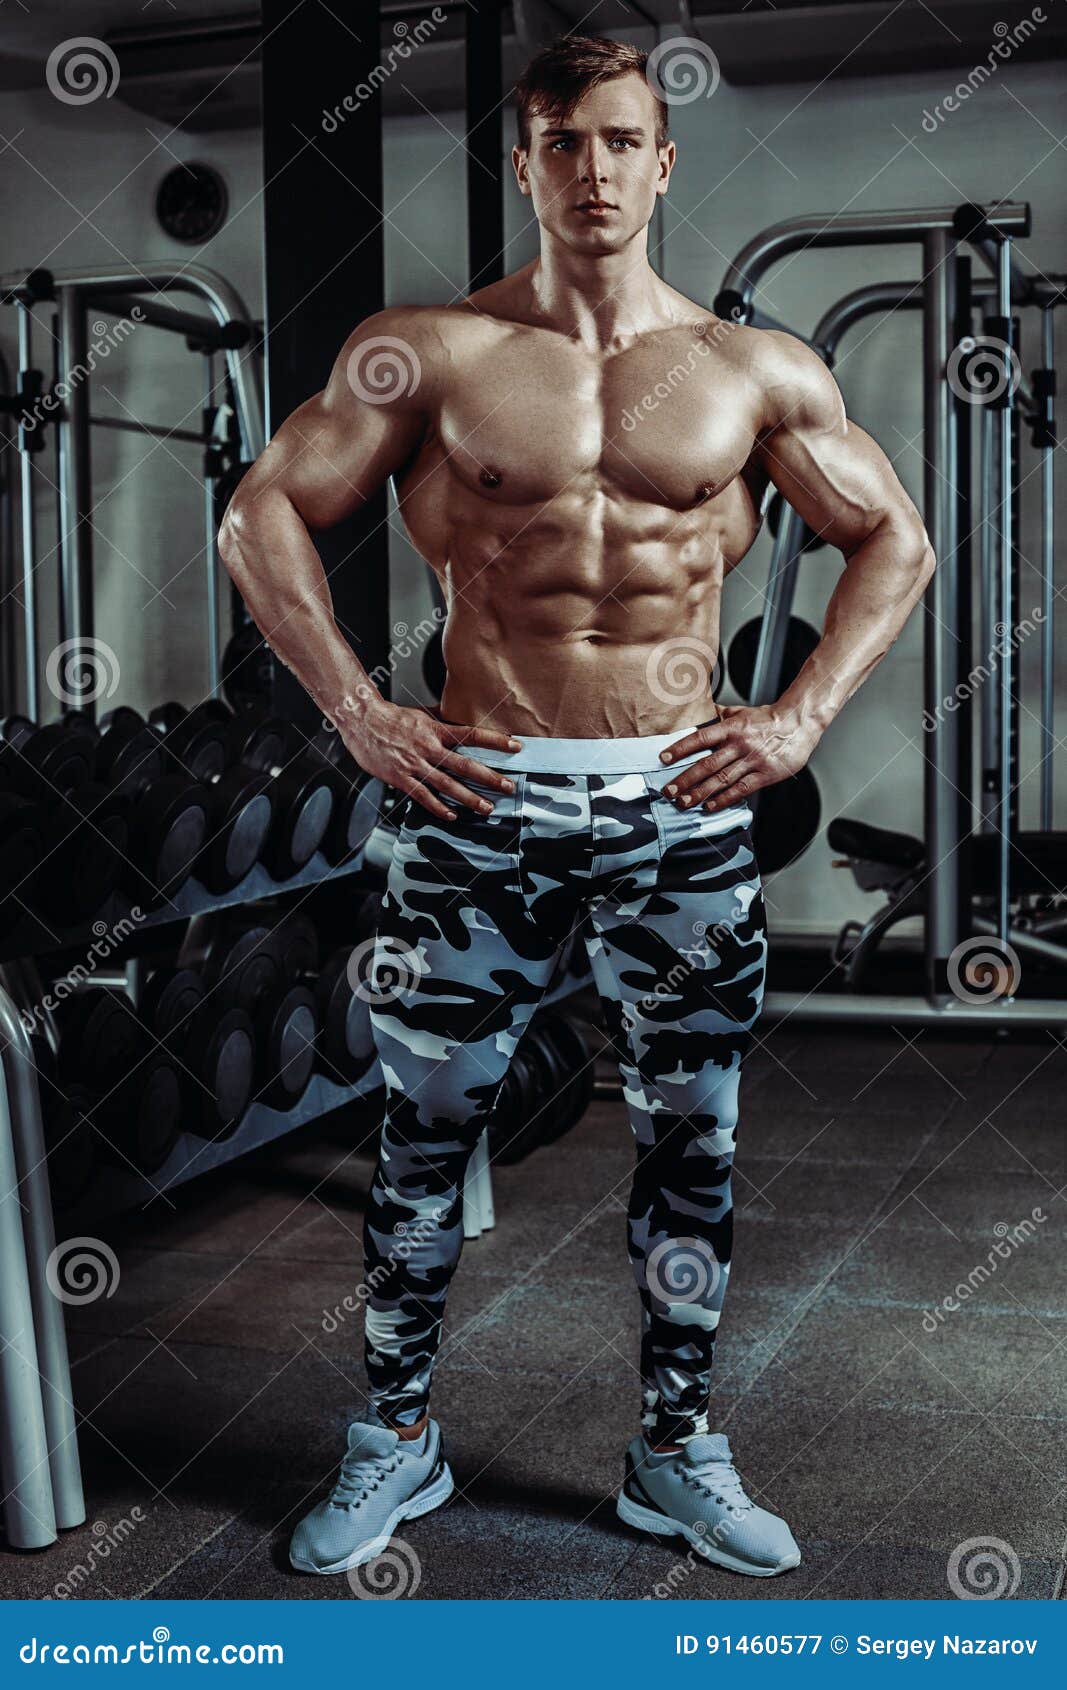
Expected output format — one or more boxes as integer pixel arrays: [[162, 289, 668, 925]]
[[337, 698, 523, 821]]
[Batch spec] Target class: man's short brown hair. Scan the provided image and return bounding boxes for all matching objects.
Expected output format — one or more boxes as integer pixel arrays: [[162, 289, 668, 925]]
[[514, 33, 670, 152]]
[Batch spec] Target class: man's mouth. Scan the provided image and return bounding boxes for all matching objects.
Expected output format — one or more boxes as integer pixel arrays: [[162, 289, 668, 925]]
[[575, 201, 616, 216]]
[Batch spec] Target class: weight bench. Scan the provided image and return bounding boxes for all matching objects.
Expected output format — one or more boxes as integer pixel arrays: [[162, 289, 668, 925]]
[[828, 817, 1067, 988]]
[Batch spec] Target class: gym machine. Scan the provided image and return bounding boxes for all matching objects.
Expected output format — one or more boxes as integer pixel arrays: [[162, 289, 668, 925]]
[[714, 202, 1067, 1029]]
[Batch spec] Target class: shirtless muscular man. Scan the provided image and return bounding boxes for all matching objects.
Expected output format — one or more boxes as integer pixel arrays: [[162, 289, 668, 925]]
[[218, 34, 934, 1581]]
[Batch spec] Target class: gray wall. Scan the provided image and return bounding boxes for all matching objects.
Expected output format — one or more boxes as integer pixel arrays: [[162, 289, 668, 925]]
[[1, 45, 1062, 936]]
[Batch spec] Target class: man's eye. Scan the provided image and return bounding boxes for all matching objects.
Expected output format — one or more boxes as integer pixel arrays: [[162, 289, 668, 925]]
[[610, 137, 635, 149]]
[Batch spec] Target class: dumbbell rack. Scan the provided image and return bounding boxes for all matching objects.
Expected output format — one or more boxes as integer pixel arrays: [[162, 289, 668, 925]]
[[0, 794, 591, 1550]]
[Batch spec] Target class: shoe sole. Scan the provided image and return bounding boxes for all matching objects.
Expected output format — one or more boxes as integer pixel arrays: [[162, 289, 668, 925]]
[[290, 1463, 455, 1576], [616, 1487, 801, 1578]]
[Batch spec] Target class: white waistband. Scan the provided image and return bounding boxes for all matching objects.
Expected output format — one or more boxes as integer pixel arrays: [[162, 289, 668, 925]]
[[461, 726, 713, 775]]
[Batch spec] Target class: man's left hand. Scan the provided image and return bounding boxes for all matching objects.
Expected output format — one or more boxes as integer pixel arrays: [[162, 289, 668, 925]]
[[658, 705, 821, 810]]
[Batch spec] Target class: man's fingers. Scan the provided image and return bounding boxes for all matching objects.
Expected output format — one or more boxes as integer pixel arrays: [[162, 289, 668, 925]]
[[665, 749, 741, 800], [438, 722, 524, 753], [658, 721, 727, 765], [403, 779, 457, 821], [693, 762, 762, 809], [440, 754, 516, 795]]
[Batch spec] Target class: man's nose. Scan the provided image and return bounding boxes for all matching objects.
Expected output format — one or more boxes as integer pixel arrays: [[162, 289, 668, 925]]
[[577, 143, 610, 183]]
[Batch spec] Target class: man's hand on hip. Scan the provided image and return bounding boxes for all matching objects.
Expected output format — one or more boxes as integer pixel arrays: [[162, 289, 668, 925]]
[[657, 705, 821, 812]]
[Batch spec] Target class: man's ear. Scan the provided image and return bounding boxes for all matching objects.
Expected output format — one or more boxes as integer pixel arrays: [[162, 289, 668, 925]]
[[512, 143, 531, 196], [656, 139, 676, 195]]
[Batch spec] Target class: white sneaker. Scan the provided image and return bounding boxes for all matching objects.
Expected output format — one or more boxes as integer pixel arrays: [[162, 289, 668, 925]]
[[617, 1431, 801, 1577], [290, 1418, 453, 1575]]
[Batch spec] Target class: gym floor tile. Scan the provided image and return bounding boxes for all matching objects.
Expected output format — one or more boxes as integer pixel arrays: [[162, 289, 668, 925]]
[[720, 1393, 1067, 1560], [742, 1064, 962, 1120], [860, 1164, 1066, 1239], [826, 1217, 1066, 1310], [752, 1298, 1067, 1420], [772, 1028, 995, 1081], [729, 1153, 905, 1225], [604, 1536, 1059, 1601], [57, 1247, 251, 1340], [738, 1104, 943, 1166], [910, 1111, 1067, 1176]]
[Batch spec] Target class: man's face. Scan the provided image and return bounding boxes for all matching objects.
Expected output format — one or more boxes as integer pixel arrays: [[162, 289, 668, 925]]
[[513, 71, 674, 254]]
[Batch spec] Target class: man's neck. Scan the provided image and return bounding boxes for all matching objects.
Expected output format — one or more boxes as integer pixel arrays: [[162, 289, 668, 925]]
[[526, 235, 676, 350]]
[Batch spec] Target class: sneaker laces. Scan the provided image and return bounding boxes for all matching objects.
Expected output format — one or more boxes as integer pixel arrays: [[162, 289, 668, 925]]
[[682, 1453, 752, 1512], [329, 1447, 403, 1510]]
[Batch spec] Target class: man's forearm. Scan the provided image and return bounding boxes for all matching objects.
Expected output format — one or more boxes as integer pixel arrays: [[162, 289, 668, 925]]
[[218, 486, 383, 728], [773, 517, 935, 735]]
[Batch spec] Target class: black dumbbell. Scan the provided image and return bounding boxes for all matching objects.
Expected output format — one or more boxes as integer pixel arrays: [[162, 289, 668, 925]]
[[313, 946, 376, 1088], [205, 921, 318, 1111], [0, 714, 126, 928], [0, 713, 97, 804], [0, 769, 46, 940], [142, 703, 276, 895], [303, 726, 373, 866], [52, 986, 182, 1174], [224, 715, 334, 879], [143, 964, 255, 1142], [31, 1035, 98, 1209], [90, 709, 209, 905]]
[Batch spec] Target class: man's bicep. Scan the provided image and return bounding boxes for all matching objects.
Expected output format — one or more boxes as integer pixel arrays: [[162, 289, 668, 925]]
[[751, 333, 916, 554], [758, 412, 914, 555], [239, 314, 431, 531]]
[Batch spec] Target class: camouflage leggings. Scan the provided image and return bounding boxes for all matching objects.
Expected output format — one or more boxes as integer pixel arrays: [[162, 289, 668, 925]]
[[363, 727, 767, 1445]]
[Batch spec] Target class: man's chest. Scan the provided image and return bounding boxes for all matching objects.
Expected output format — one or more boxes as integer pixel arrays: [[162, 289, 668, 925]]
[[433, 330, 762, 513]]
